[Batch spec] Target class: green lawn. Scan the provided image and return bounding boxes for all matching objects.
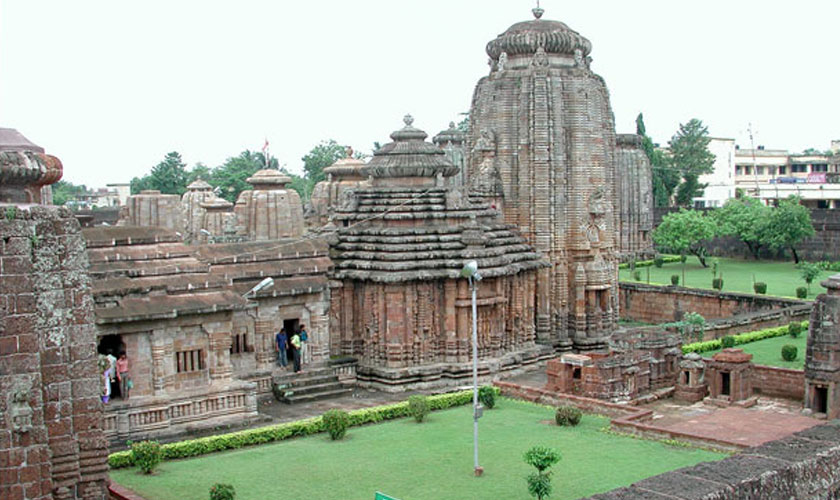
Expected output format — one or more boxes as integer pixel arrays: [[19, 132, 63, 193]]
[[703, 334, 807, 370], [620, 256, 833, 300], [110, 399, 724, 500]]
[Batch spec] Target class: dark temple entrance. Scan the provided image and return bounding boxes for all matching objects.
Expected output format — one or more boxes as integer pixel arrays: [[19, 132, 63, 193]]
[[97, 334, 125, 399], [283, 318, 300, 363], [721, 372, 731, 397], [816, 386, 829, 414]]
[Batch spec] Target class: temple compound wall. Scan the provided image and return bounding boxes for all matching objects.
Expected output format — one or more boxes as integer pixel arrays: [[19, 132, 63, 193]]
[[467, 8, 619, 351], [0, 129, 108, 499], [329, 116, 552, 390], [84, 226, 330, 441]]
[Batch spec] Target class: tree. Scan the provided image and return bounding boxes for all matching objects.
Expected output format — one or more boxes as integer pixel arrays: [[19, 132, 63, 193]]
[[524, 446, 561, 500], [211, 150, 270, 202], [714, 197, 771, 259], [652, 209, 717, 269], [131, 152, 189, 195], [187, 162, 212, 185], [763, 196, 815, 263], [668, 119, 716, 207], [302, 139, 348, 185], [636, 113, 677, 207], [51, 180, 88, 206], [799, 262, 821, 295]]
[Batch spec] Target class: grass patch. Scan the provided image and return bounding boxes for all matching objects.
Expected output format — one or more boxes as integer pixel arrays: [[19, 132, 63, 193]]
[[620, 256, 832, 299], [109, 399, 723, 500], [702, 333, 807, 370]]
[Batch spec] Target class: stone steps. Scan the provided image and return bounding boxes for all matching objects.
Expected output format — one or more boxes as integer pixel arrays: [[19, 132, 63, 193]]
[[273, 368, 352, 404]]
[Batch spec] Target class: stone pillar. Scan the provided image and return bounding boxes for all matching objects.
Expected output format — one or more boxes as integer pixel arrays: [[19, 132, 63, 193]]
[[151, 336, 168, 396], [305, 302, 329, 363], [208, 332, 233, 382], [254, 318, 276, 368]]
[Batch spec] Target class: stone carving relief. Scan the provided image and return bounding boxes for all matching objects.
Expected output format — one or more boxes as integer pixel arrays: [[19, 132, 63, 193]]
[[338, 189, 358, 211], [8, 380, 33, 433], [531, 46, 549, 68], [498, 52, 508, 71], [474, 129, 496, 153], [581, 185, 607, 244]]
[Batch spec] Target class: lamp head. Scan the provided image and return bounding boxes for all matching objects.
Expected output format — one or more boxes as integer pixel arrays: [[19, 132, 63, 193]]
[[244, 277, 274, 297], [461, 260, 481, 280]]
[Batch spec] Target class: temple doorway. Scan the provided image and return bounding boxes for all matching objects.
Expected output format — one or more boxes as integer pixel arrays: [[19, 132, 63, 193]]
[[720, 372, 731, 397], [284, 318, 300, 363], [815, 386, 828, 414], [97, 334, 126, 399]]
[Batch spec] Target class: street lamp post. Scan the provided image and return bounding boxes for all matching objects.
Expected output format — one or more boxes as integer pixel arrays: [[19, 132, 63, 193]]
[[461, 260, 483, 477]]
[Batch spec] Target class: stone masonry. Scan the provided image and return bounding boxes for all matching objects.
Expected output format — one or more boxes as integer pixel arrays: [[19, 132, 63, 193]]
[[468, 7, 619, 351], [805, 273, 840, 418], [616, 134, 654, 259]]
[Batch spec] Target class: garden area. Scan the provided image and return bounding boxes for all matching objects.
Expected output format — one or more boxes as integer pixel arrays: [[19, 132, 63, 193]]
[[700, 331, 807, 370], [110, 398, 725, 500], [683, 321, 809, 370], [619, 256, 833, 300]]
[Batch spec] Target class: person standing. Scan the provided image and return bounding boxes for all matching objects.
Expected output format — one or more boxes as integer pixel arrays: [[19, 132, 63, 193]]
[[116, 351, 130, 400], [275, 328, 288, 369], [290, 330, 302, 374], [299, 324, 310, 365]]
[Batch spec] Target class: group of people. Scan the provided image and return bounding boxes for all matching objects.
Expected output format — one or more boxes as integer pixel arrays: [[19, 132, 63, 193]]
[[275, 324, 309, 374], [101, 351, 131, 403]]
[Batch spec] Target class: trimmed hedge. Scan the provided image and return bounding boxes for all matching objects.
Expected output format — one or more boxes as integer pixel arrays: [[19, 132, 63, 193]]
[[619, 254, 681, 270], [108, 388, 498, 469], [682, 321, 809, 355]]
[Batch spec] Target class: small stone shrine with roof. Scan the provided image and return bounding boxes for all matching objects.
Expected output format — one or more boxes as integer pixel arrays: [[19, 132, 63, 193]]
[[805, 273, 840, 418], [329, 115, 552, 389]]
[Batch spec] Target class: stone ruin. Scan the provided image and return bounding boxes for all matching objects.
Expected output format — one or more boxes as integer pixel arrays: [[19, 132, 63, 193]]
[[616, 134, 654, 260], [0, 130, 108, 499], [806, 273, 840, 418], [329, 116, 552, 389], [308, 150, 368, 228]]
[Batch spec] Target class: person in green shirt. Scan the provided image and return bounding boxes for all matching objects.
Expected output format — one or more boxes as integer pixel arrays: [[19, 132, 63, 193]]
[[290, 331, 302, 373]]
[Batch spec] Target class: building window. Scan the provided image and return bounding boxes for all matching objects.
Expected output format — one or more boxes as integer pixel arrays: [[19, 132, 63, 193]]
[[176, 349, 205, 373], [813, 164, 828, 173], [231, 333, 250, 354], [735, 166, 743, 175], [756, 166, 765, 175], [779, 166, 787, 175], [769, 166, 776, 176], [744, 166, 752, 175], [792, 165, 808, 173]]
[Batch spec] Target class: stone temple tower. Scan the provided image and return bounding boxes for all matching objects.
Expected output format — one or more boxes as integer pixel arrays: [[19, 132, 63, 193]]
[[467, 7, 619, 351]]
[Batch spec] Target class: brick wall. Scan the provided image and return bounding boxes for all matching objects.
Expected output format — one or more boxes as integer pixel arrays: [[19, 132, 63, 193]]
[[753, 364, 805, 400], [0, 205, 108, 500]]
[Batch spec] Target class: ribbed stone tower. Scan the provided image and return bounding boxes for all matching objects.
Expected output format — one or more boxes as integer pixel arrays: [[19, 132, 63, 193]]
[[234, 169, 304, 240], [616, 134, 654, 259], [467, 8, 619, 350]]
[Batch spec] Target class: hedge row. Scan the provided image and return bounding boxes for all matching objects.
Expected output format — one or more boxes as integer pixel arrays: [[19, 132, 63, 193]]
[[108, 387, 496, 469], [618, 254, 682, 270], [682, 321, 809, 355]]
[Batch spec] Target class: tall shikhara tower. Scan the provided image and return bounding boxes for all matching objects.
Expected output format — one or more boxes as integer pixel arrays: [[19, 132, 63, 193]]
[[467, 7, 619, 351]]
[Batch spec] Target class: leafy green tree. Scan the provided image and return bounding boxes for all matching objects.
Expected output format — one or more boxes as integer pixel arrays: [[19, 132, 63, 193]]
[[636, 113, 676, 207], [524, 446, 561, 500], [187, 162, 212, 185], [714, 197, 771, 259], [282, 168, 314, 203], [211, 150, 271, 202], [51, 180, 88, 206], [653, 209, 717, 272], [764, 196, 815, 263], [131, 152, 189, 195], [668, 119, 716, 207], [799, 261, 821, 295], [302, 140, 347, 185]]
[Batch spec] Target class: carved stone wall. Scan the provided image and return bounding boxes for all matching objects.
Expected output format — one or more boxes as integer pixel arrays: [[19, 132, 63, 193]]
[[0, 205, 108, 500], [468, 10, 619, 351], [616, 134, 654, 259], [234, 170, 304, 241], [805, 274, 840, 418], [123, 190, 183, 232]]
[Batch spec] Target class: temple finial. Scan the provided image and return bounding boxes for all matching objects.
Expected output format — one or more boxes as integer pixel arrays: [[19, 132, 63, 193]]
[[532, 0, 544, 19], [403, 114, 414, 127]]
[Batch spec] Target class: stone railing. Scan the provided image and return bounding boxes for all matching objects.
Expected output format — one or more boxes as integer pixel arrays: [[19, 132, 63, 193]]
[[104, 384, 258, 441], [329, 357, 358, 384]]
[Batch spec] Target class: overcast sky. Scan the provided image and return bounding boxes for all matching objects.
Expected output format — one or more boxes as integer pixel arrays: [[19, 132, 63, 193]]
[[2, 0, 838, 187]]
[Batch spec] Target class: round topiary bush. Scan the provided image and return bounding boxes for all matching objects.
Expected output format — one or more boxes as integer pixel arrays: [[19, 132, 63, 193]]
[[788, 321, 803, 338], [671, 275, 680, 286], [754, 282, 767, 294], [796, 287, 808, 299], [654, 256, 664, 268], [679, 254, 687, 263], [712, 278, 724, 290], [478, 385, 496, 409], [322, 409, 350, 440], [781, 344, 798, 362], [554, 406, 582, 427], [633, 270, 642, 281], [720, 335, 736, 349], [210, 483, 236, 500], [130, 440, 163, 474], [408, 395, 430, 423]]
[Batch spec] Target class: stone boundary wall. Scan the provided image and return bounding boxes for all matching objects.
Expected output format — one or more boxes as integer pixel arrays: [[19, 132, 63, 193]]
[[584, 422, 840, 499], [620, 282, 810, 340], [655, 207, 840, 262], [752, 365, 805, 400]]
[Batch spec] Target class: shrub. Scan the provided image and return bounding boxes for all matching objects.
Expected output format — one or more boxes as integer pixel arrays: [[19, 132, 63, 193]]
[[654, 256, 664, 268], [554, 406, 582, 427], [712, 278, 724, 290], [788, 321, 803, 338], [131, 440, 163, 474], [753, 282, 767, 294], [407, 395, 430, 423], [210, 483, 235, 500], [633, 270, 641, 281], [781, 344, 798, 361], [682, 321, 809, 355], [478, 385, 496, 409], [796, 287, 808, 299], [679, 254, 687, 263], [322, 409, 350, 440], [671, 275, 680, 286], [524, 446, 561, 500], [720, 335, 736, 349]]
